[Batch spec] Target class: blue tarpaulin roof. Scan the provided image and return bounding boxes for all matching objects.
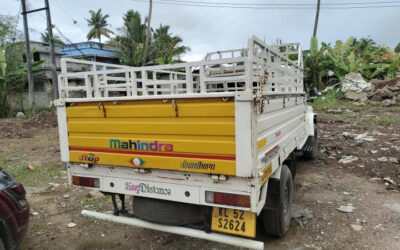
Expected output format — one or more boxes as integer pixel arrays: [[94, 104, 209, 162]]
[[61, 42, 118, 59]]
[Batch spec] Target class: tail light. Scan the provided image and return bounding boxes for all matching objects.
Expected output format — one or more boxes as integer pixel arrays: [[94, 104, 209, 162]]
[[205, 191, 250, 208], [10, 183, 26, 196], [0, 170, 28, 209], [72, 176, 99, 188]]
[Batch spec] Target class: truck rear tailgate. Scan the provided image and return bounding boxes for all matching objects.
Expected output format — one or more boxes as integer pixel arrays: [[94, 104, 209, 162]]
[[66, 98, 237, 175]]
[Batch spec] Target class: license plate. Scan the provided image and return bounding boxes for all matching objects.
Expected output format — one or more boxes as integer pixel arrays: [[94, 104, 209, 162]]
[[211, 207, 256, 238]]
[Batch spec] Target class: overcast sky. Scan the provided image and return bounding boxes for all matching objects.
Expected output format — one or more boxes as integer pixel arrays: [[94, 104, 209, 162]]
[[1, 0, 400, 61]]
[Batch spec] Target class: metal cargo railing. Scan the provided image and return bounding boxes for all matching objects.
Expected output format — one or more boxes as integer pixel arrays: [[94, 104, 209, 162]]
[[58, 36, 303, 100]]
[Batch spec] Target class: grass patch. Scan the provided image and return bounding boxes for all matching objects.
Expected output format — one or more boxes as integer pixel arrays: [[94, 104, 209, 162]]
[[362, 115, 400, 126], [81, 194, 110, 209], [311, 88, 372, 111], [0, 156, 64, 187]]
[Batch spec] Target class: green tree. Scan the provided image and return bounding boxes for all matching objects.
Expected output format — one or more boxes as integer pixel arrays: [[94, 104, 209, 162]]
[[115, 10, 148, 66], [113, 10, 190, 66], [153, 25, 190, 64], [40, 32, 65, 46], [325, 37, 397, 81], [0, 15, 43, 117], [0, 15, 22, 47], [325, 37, 363, 81], [0, 45, 43, 117], [86, 9, 113, 43], [395, 43, 400, 53], [371, 47, 400, 79]]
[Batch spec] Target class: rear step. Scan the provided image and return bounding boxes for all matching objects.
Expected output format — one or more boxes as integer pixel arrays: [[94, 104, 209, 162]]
[[81, 210, 264, 250]]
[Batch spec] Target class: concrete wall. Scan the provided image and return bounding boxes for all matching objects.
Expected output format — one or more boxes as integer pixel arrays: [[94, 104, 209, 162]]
[[8, 90, 52, 113]]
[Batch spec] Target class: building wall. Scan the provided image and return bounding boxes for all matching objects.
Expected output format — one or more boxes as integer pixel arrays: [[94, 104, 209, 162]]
[[9, 41, 121, 113], [30, 41, 62, 79], [8, 91, 52, 112]]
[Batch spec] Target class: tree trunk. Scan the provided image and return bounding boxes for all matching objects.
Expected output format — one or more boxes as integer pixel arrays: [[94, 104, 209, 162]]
[[142, 0, 153, 66]]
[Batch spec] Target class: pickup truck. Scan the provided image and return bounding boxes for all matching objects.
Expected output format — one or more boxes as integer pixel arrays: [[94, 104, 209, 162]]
[[55, 35, 317, 249]]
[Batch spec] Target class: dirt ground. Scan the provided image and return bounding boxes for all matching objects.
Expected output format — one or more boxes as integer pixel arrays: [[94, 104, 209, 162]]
[[0, 105, 399, 250]]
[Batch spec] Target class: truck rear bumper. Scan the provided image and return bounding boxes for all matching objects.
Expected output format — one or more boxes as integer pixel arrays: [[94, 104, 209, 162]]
[[81, 210, 264, 250]]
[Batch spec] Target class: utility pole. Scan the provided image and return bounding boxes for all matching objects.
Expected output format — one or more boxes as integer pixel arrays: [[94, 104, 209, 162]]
[[21, 0, 35, 109], [313, 0, 321, 37], [44, 0, 59, 99], [21, 0, 59, 109], [142, 0, 152, 66]]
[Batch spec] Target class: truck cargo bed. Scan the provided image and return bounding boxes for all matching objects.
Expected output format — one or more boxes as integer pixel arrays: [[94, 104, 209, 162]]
[[66, 98, 237, 175]]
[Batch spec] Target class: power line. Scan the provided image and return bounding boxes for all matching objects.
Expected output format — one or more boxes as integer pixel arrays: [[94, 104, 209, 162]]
[[53, 0, 77, 23], [53, 0, 86, 33], [131, 0, 400, 9], [157, 0, 400, 6], [53, 24, 86, 56]]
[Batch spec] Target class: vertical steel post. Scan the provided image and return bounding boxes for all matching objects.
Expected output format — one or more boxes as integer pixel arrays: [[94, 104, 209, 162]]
[[44, 0, 59, 99], [313, 0, 321, 37], [142, 0, 152, 66], [21, 0, 34, 109]]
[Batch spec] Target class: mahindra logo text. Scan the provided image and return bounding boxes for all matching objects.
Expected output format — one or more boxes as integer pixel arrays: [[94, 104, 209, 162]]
[[110, 139, 173, 152]]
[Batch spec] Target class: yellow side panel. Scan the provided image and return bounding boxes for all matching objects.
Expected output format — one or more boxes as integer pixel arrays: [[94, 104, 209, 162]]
[[66, 99, 235, 118], [67, 98, 236, 175]]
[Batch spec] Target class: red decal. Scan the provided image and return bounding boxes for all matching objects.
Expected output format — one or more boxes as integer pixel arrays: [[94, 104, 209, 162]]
[[69, 146, 236, 161]]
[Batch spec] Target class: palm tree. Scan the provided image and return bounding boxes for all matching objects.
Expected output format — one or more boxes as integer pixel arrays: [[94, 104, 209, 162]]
[[40, 32, 65, 46], [153, 25, 190, 64], [114, 10, 190, 66], [86, 9, 113, 43], [116, 10, 147, 66]]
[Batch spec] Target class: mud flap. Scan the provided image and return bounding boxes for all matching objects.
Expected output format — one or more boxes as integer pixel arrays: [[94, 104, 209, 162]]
[[302, 135, 316, 152]]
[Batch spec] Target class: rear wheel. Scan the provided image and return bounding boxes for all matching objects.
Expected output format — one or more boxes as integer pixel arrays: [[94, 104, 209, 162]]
[[0, 220, 15, 250], [284, 151, 296, 180], [0, 238, 5, 250], [132, 196, 208, 226], [262, 164, 293, 237]]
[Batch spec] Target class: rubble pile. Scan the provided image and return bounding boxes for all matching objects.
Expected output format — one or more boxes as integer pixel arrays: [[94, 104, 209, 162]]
[[26, 110, 58, 128], [369, 76, 400, 106], [340, 72, 400, 106], [341, 72, 371, 102]]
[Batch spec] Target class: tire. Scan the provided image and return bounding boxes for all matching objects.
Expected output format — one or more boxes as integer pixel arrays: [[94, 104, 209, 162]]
[[0, 238, 5, 250], [262, 164, 293, 237], [132, 196, 208, 226], [0, 219, 16, 250], [303, 128, 318, 159], [284, 151, 296, 180]]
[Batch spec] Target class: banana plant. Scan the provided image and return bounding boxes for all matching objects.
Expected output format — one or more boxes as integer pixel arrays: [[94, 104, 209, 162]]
[[305, 36, 331, 89], [0, 47, 9, 117], [371, 47, 400, 79], [325, 37, 365, 81]]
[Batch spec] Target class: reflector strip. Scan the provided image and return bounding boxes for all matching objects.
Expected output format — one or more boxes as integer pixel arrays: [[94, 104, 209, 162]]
[[72, 176, 99, 188], [205, 191, 250, 208]]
